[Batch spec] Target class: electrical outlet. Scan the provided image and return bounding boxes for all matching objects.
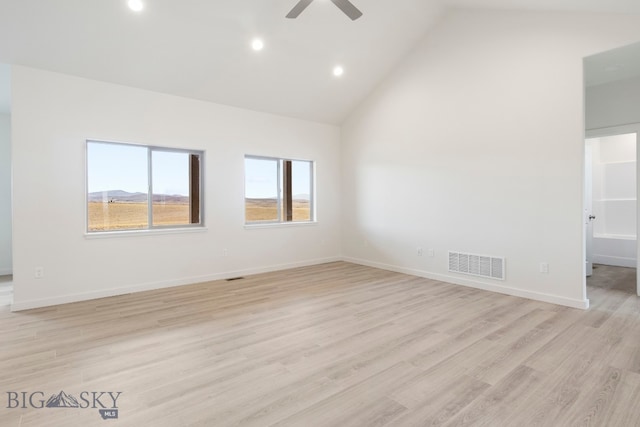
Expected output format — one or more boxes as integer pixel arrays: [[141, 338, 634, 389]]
[[417, 247, 423, 256], [223, 249, 229, 257], [539, 263, 549, 274], [35, 267, 44, 279], [428, 249, 435, 257]]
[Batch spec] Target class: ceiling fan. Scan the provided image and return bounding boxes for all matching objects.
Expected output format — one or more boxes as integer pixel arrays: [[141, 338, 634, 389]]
[[286, 0, 363, 21]]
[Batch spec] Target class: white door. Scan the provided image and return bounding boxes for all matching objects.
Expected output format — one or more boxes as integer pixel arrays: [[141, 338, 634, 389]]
[[585, 140, 594, 277]]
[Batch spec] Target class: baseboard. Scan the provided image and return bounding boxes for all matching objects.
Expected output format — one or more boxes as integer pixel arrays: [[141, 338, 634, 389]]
[[342, 256, 590, 310], [11, 256, 342, 311], [593, 255, 636, 269], [0, 268, 12, 276], [9, 255, 591, 311]]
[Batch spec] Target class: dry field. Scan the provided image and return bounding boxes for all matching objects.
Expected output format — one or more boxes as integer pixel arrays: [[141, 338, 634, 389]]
[[88, 202, 190, 231], [245, 198, 311, 222], [88, 199, 311, 231]]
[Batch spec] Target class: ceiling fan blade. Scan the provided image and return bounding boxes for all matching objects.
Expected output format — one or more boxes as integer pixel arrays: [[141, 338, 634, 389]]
[[286, 0, 314, 19], [330, 0, 363, 20]]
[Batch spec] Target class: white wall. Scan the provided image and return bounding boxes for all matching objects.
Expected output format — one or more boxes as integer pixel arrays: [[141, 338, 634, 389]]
[[341, 9, 640, 308], [11, 66, 342, 310], [0, 113, 11, 275], [586, 75, 640, 131]]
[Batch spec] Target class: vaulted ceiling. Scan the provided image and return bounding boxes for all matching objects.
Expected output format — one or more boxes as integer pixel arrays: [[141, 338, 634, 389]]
[[0, 0, 639, 123]]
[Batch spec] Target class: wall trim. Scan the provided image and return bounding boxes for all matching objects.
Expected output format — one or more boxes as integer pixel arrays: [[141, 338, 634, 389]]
[[11, 256, 342, 311], [342, 256, 590, 310], [593, 255, 636, 268]]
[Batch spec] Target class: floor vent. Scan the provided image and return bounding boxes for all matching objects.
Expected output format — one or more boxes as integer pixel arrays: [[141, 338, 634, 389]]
[[448, 251, 505, 280], [226, 277, 245, 282]]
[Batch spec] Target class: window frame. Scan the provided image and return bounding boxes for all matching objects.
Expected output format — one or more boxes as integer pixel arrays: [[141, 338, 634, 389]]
[[244, 154, 315, 225], [85, 139, 205, 234]]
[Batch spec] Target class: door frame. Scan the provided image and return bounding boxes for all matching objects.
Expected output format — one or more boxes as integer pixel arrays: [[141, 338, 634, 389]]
[[585, 124, 640, 296], [584, 140, 593, 277]]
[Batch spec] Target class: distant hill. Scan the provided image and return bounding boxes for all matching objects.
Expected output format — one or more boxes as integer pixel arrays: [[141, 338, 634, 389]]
[[89, 190, 189, 204]]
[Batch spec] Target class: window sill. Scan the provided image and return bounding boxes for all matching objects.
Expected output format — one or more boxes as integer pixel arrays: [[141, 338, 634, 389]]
[[85, 227, 208, 239], [244, 221, 318, 230]]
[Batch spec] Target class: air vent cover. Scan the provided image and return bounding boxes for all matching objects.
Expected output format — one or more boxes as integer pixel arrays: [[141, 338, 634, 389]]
[[449, 251, 505, 280]]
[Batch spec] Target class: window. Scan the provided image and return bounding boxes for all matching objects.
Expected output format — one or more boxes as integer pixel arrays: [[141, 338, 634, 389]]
[[87, 140, 203, 232], [244, 155, 314, 224]]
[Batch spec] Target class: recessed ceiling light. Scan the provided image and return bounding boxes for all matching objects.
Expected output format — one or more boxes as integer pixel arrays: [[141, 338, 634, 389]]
[[252, 39, 264, 51], [333, 66, 344, 77], [128, 0, 144, 12]]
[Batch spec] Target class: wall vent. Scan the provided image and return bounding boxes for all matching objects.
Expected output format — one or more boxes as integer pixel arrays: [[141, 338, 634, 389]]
[[448, 251, 505, 280]]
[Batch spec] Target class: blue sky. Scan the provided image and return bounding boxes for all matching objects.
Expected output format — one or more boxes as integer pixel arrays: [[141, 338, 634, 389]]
[[245, 157, 312, 199], [87, 142, 312, 199], [87, 142, 190, 195]]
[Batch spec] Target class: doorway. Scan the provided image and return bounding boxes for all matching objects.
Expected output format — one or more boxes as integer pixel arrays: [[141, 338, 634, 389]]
[[584, 40, 640, 303], [585, 129, 639, 298]]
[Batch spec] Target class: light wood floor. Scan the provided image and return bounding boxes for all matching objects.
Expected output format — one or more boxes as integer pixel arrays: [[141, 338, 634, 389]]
[[1, 262, 639, 426]]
